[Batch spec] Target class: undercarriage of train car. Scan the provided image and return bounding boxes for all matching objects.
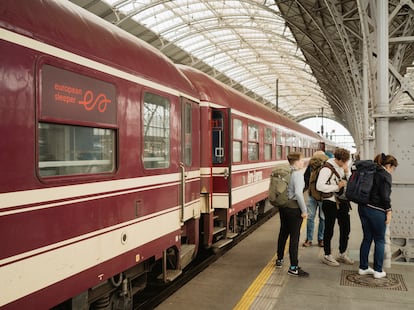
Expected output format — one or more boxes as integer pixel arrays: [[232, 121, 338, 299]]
[[206, 198, 271, 252], [54, 226, 199, 310], [52, 260, 149, 310]]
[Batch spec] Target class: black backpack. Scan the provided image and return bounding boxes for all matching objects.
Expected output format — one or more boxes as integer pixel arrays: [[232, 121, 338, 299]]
[[345, 160, 377, 204]]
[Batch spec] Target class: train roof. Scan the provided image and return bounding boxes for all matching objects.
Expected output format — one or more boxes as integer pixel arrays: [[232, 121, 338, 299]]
[[0, 0, 198, 99], [177, 64, 322, 140]]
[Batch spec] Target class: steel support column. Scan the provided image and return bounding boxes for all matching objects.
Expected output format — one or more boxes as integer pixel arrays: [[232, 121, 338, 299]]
[[375, 0, 389, 154], [358, 0, 372, 159], [376, 0, 391, 269], [362, 32, 370, 159]]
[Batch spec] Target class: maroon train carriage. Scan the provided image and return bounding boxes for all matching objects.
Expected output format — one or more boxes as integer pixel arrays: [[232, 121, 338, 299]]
[[0, 1, 329, 309]]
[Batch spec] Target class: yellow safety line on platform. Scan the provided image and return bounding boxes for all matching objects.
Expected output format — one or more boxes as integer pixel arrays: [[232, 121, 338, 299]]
[[233, 218, 306, 310], [232, 253, 277, 310]]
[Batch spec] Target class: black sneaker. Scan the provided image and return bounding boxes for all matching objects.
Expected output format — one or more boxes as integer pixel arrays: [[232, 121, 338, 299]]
[[276, 259, 284, 268], [288, 266, 309, 277]]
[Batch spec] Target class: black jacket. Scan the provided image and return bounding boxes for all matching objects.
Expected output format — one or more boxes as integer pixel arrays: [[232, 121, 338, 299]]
[[368, 165, 392, 212]]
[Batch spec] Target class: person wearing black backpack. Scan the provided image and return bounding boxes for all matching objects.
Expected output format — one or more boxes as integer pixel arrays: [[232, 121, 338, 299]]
[[358, 153, 398, 279]]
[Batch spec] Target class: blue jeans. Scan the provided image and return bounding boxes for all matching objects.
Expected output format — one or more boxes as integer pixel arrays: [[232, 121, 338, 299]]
[[306, 195, 324, 242], [358, 205, 386, 272]]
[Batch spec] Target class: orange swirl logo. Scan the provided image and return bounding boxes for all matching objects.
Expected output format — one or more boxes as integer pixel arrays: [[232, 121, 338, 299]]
[[78, 90, 111, 113]]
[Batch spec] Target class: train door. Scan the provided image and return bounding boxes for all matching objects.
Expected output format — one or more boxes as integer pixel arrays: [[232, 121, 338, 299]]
[[180, 98, 201, 219], [210, 108, 233, 248], [178, 97, 200, 268]]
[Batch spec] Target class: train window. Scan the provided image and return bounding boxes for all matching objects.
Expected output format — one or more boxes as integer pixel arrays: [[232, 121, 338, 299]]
[[248, 124, 258, 141], [264, 144, 272, 160], [276, 145, 282, 160], [286, 133, 293, 147], [233, 119, 242, 140], [38, 123, 115, 176], [248, 124, 259, 161], [248, 143, 258, 161], [233, 141, 242, 162], [233, 119, 242, 163], [264, 128, 272, 160], [264, 128, 272, 143], [143, 93, 170, 169], [285, 146, 290, 156], [276, 129, 283, 144], [183, 102, 192, 166]]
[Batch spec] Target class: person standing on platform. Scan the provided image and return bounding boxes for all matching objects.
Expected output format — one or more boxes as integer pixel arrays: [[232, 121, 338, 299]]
[[335, 181, 354, 265], [276, 152, 309, 277], [317, 148, 353, 267], [303, 151, 328, 248], [358, 153, 398, 279]]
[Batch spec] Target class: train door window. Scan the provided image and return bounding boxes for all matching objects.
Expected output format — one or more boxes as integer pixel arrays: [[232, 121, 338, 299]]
[[232, 118, 242, 163], [264, 127, 272, 161], [182, 101, 192, 166], [143, 92, 170, 169], [212, 110, 225, 164], [38, 123, 115, 176], [248, 123, 259, 161]]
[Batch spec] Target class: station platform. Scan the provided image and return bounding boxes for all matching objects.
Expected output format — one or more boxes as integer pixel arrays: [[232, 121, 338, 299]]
[[156, 204, 413, 310]]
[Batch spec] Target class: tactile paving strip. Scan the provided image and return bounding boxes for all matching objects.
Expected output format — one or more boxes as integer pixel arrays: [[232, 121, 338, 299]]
[[340, 270, 407, 291]]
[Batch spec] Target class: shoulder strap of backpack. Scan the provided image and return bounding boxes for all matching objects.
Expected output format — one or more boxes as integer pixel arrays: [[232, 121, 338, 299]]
[[324, 162, 341, 179]]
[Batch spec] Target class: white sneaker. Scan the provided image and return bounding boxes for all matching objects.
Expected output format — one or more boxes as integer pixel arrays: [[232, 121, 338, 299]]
[[337, 253, 354, 265], [374, 271, 386, 279], [358, 267, 374, 275], [322, 254, 340, 266]]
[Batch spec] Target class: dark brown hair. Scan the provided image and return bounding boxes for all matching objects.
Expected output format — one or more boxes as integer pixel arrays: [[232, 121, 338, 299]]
[[287, 152, 302, 165], [374, 153, 398, 167], [334, 148, 350, 162]]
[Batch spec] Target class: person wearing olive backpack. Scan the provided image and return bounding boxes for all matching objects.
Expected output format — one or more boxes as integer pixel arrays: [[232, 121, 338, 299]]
[[275, 152, 309, 277]]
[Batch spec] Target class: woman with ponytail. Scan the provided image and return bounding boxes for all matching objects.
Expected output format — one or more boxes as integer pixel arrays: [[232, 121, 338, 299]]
[[358, 153, 398, 279]]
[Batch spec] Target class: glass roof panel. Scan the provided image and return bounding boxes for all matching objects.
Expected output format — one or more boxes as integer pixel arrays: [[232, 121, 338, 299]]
[[104, 0, 330, 118]]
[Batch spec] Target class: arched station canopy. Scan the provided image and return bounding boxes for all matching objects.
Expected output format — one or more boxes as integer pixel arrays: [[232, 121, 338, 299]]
[[70, 0, 414, 146]]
